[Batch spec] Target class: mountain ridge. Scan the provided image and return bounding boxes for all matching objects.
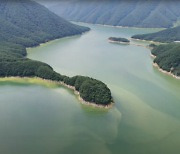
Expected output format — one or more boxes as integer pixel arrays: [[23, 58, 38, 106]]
[[45, 0, 180, 28]]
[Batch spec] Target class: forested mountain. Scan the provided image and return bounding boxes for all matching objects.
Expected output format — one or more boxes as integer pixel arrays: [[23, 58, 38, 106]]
[[44, 0, 180, 28], [0, 0, 89, 47], [132, 26, 180, 42], [0, 0, 112, 105]]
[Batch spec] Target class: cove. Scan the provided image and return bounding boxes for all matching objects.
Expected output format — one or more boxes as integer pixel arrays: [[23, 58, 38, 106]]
[[0, 23, 180, 154]]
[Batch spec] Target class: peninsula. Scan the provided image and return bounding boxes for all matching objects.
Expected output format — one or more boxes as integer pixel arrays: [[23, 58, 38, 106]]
[[0, 0, 113, 107], [108, 37, 130, 44]]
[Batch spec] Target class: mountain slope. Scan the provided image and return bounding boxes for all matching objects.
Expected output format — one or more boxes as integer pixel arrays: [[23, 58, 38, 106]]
[[0, 0, 89, 47], [132, 26, 180, 43], [45, 0, 180, 28]]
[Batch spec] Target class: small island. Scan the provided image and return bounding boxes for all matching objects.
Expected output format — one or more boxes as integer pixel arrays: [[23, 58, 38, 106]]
[[108, 37, 130, 44]]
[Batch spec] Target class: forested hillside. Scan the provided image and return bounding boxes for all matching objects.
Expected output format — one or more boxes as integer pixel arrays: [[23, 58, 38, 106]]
[[44, 0, 180, 28], [0, 0, 89, 47], [132, 26, 180, 43], [151, 43, 180, 77], [0, 0, 89, 78], [0, 0, 112, 105]]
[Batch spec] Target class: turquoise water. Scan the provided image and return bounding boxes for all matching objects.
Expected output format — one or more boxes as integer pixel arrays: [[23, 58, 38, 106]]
[[0, 23, 180, 154]]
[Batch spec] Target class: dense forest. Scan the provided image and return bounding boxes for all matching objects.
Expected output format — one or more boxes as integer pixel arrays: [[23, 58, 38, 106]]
[[42, 0, 180, 28], [0, 0, 112, 106], [150, 43, 180, 77], [0, 0, 89, 47], [132, 26, 180, 42], [63, 76, 112, 105]]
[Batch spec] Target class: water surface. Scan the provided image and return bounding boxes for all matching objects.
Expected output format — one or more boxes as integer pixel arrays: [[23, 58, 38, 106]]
[[0, 23, 180, 154]]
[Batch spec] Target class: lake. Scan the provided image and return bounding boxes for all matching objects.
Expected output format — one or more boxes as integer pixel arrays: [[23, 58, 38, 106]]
[[0, 23, 180, 154]]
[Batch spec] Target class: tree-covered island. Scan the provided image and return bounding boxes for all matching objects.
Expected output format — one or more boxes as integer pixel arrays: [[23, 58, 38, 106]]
[[0, 0, 113, 107], [108, 37, 130, 44]]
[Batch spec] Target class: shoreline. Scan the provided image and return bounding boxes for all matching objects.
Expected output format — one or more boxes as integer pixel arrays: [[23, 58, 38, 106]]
[[153, 63, 180, 79], [25, 29, 114, 109], [150, 53, 156, 58], [131, 39, 180, 80], [108, 38, 151, 48], [108, 36, 180, 80], [26, 31, 90, 50], [73, 21, 164, 30], [0, 77, 113, 109], [85, 23, 178, 80], [59, 81, 113, 109], [130, 38, 162, 45], [151, 53, 180, 79]]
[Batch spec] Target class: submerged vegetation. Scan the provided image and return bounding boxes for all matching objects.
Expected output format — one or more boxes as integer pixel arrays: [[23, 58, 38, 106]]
[[0, 0, 112, 106]]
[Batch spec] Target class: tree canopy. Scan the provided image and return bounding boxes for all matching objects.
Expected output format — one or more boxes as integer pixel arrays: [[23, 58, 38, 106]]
[[151, 43, 180, 77]]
